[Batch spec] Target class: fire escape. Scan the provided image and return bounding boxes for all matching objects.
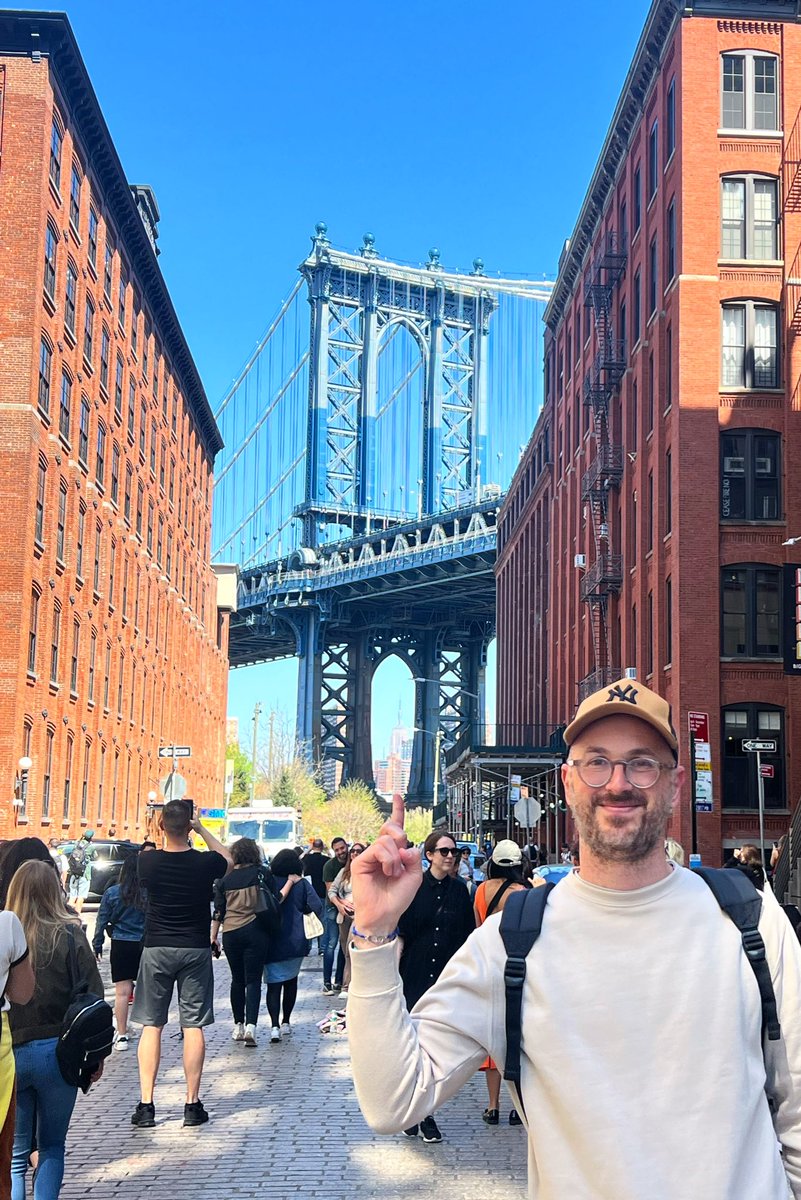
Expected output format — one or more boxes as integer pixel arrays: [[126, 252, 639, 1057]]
[[579, 231, 627, 702]]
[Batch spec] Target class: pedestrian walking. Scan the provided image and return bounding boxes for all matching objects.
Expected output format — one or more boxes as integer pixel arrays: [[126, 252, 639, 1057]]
[[302, 838, 329, 956], [321, 838, 349, 995], [210, 838, 281, 1048], [130, 801, 232, 1130], [396, 830, 475, 1144], [92, 855, 146, 1052], [263, 849, 323, 1044], [7, 861, 102, 1200], [347, 678, 801, 1199], [0, 908, 33, 1200], [329, 843, 365, 992], [65, 831, 97, 915], [457, 847, 474, 885]]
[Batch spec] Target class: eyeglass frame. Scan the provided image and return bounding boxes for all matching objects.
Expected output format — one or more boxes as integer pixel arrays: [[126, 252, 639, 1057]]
[[566, 756, 677, 790], [432, 846, 459, 858]]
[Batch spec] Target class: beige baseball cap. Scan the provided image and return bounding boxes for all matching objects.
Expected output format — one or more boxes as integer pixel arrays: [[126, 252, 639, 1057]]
[[564, 678, 678, 758], [491, 839, 523, 866]]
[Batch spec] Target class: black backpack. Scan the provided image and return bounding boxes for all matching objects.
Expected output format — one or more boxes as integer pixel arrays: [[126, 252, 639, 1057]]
[[499, 867, 781, 1095], [56, 926, 114, 1093], [67, 842, 88, 877]]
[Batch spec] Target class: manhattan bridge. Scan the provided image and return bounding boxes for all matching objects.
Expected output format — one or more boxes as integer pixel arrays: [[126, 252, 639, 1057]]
[[212, 226, 552, 803]]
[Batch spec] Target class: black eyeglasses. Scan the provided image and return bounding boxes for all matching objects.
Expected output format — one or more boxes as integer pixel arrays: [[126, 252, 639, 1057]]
[[350, 847, 365, 856], [434, 847, 458, 858]]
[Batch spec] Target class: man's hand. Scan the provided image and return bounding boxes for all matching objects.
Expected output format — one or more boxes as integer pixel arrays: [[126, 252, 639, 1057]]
[[190, 815, 203, 834], [351, 794, 422, 935]]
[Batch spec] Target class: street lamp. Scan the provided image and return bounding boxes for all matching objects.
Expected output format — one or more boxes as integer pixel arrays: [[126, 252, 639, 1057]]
[[16, 756, 32, 824], [783, 536, 801, 546]]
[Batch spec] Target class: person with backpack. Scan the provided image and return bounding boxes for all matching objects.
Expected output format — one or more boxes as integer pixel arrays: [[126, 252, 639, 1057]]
[[92, 854, 146, 1052], [210, 838, 281, 1047], [65, 831, 97, 914], [346, 678, 801, 1200], [7, 860, 107, 1200]]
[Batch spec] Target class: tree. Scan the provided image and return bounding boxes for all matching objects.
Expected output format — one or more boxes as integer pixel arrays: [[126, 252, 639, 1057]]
[[404, 806, 433, 846], [303, 779, 383, 846], [225, 742, 252, 809]]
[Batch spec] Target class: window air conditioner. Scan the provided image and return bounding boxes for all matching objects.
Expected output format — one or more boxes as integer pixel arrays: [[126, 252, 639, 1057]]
[[754, 457, 772, 474], [723, 456, 745, 473], [574, 554, 586, 568]]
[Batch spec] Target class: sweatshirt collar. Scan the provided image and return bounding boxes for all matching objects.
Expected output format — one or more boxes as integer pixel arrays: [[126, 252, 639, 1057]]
[[565, 863, 681, 909]]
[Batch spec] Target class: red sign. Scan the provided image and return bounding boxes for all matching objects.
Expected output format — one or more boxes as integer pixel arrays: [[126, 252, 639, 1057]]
[[761, 764, 775, 779], [688, 711, 709, 742]]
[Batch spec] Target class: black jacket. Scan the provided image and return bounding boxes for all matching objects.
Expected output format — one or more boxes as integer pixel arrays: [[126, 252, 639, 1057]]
[[398, 871, 475, 1010]]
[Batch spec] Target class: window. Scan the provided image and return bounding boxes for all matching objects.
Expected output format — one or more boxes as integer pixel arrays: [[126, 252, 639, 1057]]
[[58, 370, 71, 442], [619, 301, 627, 361], [128, 381, 136, 440], [28, 587, 40, 673], [665, 325, 673, 410], [103, 239, 114, 301], [143, 322, 150, 379], [150, 420, 157, 474], [665, 448, 672, 534], [136, 483, 144, 537], [99, 326, 110, 393], [647, 470, 654, 552], [139, 400, 147, 457], [70, 619, 80, 693], [720, 429, 780, 520], [619, 200, 628, 255], [722, 563, 781, 657], [721, 176, 778, 260], [648, 121, 659, 200], [646, 591, 654, 675], [50, 600, 61, 683], [124, 462, 133, 523], [122, 556, 129, 617], [81, 739, 91, 819], [83, 297, 94, 364], [114, 355, 124, 420], [88, 208, 98, 270], [171, 390, 178, 436], [633, 164, 642, 233], [131, 298, 139, 357], [632, 269, 641, 345], [118, 262, 128, 330], [103, 643, 111, 710], [723, 705, 784, 810], [44, 222, 57, 300], [159, 440, 166, 491], [629, 379, 638, 452], [43, 727, 54, 819], [168, 458, 175, 505], [78, 396, 90, 466], [95, 423, 106, 489], [117, 658, 124, 717], [665, 578, 673, 664], [157, 515, 164, 567], [88, 630, 96, 703], [666, 200, 676, 284], [722, 53, 779, 132], [110, 442, 120, 505], [648, 237, 658, 315], [69, 163, 81, 231], [64, 260, 77, 337], [94, 521, 102, 593], [666, 78, 675, 162], [38, 337, 52, 415], [98, 743, 105, 818], [147, 500, 154, 555], [35, 459, 46, 544], [109, 538, 116, 607], [166, 529, 173, 579], [76, 503, 85, 578], [721, 302, 778, 389], [56, 480, 67, 562], [63, 734, 74, 821], [49, 117, 62, 191]]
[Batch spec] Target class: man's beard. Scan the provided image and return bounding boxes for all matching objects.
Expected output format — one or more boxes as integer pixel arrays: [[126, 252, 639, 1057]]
[[573, 787, 673, 864]]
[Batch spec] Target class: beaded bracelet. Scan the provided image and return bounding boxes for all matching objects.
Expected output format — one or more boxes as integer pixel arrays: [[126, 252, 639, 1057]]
[[350, 925, 399, 945]]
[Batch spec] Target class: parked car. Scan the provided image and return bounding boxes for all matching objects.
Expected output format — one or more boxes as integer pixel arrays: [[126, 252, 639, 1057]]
[[59, 838, 141, 901], [533, 863, 572, 885]]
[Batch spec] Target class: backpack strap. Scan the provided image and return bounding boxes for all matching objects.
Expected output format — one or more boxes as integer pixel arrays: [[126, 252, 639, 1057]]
[[693, 866, 781, 1042], [499, 884, 554, 1085]]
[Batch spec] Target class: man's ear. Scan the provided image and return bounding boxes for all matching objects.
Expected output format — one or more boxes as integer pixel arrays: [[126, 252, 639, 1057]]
[[157, 815, 165, 832]]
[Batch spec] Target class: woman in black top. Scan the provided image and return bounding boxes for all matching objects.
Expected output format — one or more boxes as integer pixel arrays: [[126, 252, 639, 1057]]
[[397, 830, 475, 1144]]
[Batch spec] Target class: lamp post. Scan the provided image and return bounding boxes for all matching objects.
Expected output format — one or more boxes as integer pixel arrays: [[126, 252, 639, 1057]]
[[16, 756, 32, 825]]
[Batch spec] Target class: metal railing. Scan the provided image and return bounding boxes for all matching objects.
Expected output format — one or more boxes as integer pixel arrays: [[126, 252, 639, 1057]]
[[581, 444, 624, 498], [579, 554, 624, 601], [577, 667, 623, 703], [444, 723, 566, 768], [772, 803, 801, 904]]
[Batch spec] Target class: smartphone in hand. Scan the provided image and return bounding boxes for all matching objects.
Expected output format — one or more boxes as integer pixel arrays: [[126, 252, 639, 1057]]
[[183, 797, 194, 818]]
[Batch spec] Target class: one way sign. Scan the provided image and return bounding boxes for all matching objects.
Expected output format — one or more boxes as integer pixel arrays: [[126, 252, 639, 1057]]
[[742, 739, 776, 753], [158, 746, 191, 759]]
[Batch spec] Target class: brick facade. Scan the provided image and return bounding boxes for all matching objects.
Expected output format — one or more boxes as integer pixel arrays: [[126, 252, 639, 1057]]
[[0, 15, 230, 840], [497, 0, 801, 862]]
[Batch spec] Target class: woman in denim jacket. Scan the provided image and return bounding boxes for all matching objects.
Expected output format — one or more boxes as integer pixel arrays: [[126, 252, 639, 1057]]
[[92, 855, 145, 1051]]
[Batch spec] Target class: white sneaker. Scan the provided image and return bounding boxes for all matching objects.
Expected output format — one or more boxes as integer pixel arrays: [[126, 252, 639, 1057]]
[[269, 1027, 281, 1043], [244, 1024, 257, 1047], [232, 1023, 245, 1042], [280, 1022, 292, 1038], [114, 1034, 130, 1052]]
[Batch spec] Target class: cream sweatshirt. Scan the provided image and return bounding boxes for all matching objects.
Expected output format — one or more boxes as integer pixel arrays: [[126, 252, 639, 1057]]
[[348, 866, 801, 1200]]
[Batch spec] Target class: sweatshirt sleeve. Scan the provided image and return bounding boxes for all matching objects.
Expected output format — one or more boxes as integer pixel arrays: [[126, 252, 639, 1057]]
[[761, 894, 801, 1196], [92, 890, 113, 953], [347, 923, 498, 1134]]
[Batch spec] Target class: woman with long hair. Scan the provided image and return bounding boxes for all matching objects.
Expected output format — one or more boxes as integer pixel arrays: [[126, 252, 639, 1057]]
[[7, 861, 103, 1200], [263, 849, 322, 1044], [472, 840, 532, 1129], [329, 843, 366, 991], [92, 854, 146, 1051], [210, 838, 280, 1047]]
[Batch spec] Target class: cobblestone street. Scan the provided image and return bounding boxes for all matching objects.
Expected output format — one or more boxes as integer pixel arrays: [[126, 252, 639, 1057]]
[[59, 927, 527, 1200]]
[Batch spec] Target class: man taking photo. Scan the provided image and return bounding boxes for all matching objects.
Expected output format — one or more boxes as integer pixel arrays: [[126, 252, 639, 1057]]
[[131, 800, 232, 1129]]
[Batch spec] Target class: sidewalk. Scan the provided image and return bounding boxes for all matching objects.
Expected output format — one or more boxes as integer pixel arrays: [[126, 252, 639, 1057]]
[[60, 943, 527, 1200]]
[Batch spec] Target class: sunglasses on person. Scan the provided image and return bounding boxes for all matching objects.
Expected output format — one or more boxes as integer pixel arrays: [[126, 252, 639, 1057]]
[[350, 846, 365, 856], [433, 846, 458, 857]]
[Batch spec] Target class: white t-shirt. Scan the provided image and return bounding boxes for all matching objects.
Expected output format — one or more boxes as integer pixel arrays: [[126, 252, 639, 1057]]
[[0, 911, 28, 1012]]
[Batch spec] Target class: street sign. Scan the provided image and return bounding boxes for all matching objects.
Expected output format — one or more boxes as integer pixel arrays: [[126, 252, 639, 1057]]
[[688, 712, 709, 743], [742, 739, 776, 753], [160, 772, 187, 801], [514, 797, 542, 827], [689, 713, 713, 814], [158, 746, 191, 759], [760, 764, 775, 780]]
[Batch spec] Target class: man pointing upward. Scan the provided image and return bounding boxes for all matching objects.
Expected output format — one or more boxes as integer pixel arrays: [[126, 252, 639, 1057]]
[[347, 678, 801, 1200]]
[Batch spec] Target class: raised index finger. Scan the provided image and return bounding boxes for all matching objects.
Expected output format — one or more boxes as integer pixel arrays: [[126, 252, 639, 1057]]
[[391, 793, 406, 828]]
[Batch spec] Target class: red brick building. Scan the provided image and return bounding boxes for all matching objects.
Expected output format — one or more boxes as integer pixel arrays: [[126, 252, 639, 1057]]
[[0, 12, 231, 840], [497, 0, 801, 863]]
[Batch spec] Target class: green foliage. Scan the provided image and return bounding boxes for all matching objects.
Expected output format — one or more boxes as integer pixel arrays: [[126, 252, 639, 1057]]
[[226, 742, 252, 809], [404, 806, 433, 846], [304, 779, 383, 846]]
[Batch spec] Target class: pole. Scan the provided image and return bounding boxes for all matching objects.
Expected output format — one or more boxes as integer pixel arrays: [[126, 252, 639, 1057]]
[[756, 749, 767, 871], [433, 728, 442, 809], [690, 732, 698, 856], [268, 711, 275, 780], [250, 701, 262, 806]]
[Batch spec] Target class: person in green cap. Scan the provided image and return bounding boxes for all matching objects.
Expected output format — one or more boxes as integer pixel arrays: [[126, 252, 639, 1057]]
[[66, 829, 97, 913]]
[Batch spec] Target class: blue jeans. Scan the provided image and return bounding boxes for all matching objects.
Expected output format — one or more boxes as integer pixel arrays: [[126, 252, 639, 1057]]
[[322, 908, 344, 988], [12, 1037, 78, 1200]]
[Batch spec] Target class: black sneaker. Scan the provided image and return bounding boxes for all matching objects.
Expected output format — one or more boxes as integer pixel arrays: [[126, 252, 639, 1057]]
[[131, 1102, 155, 1129], [420, 1116, 442, 1143], [183, 1101, 209, 1127], [482, 1107, 499, 1125], [403, 1125, 419, 1137], [509, 1109, 523, 1126]]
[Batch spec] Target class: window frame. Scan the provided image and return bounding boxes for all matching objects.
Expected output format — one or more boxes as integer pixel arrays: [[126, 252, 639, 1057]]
[[722, 703, 785, 811], [720, 174, 779, 262], [720, 51, 780, 134], [721, 300, 779, 390], [720, 427, 781, 521], [721, 561, 782, 658], [648, 120, 659, 201]]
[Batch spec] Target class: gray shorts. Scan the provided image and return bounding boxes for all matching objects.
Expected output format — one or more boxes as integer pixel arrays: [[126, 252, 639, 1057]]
[[67, 875, 90, 901], [131, 946, 215, 1028]]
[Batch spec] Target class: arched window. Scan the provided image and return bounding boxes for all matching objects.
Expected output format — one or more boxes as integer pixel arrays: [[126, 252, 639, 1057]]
[[721, 52, 779, 132], [43, 221, 58, 300]]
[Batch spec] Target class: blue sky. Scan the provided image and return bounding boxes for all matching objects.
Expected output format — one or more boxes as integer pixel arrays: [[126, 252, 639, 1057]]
[[36, 0, 651, 760]]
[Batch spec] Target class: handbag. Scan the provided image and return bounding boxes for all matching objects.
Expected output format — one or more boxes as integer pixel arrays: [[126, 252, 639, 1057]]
[[253, 867, 282, 937], [302, 879, 324, 939]]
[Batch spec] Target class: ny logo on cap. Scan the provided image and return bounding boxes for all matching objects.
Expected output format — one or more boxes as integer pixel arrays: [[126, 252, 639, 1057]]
[[607, 683, 638, 705]]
